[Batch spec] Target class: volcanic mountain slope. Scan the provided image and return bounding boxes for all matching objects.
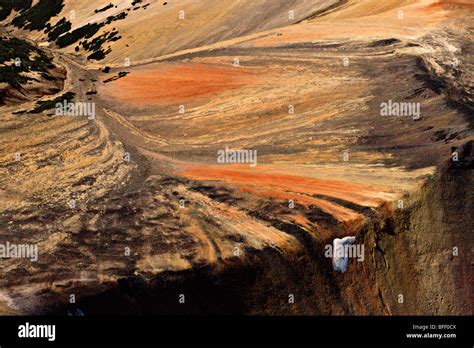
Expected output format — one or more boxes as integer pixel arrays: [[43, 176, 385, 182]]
[[0, 0, 472, 315], [4, 0, 341, 64]]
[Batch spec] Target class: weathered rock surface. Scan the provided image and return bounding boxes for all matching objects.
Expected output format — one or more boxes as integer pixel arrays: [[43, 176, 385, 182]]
[[0, 0, 472, 315]]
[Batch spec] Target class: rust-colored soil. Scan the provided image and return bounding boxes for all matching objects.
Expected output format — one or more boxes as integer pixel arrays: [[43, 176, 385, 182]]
[[103, 63, 262, 106]]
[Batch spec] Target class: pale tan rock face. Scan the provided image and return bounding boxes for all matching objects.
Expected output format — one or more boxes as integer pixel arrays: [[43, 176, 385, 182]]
[[0, 0, 472, 314]]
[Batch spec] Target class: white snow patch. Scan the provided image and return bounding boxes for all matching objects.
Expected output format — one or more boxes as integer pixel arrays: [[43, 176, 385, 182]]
[[332, 236, 356, 273]]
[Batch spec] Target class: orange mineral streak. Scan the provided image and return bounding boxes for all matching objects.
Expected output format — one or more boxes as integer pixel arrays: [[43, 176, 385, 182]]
[[251, 0, 457, 48], [103, 62, 262, 106], [180, 163, 393, 229], [242, 186, 366, 234], [421, 0, 474, 11], [182, 165, 390, 206]]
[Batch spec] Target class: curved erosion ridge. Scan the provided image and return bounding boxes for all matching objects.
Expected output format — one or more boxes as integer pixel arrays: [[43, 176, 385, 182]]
[[46, 155, 474, 315]]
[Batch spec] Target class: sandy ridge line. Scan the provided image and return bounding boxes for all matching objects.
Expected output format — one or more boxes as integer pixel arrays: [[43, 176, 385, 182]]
[[0, 36, 76, 114], [102, 108, 169, 146], [61, 1, 347, 70], [79, 29, 279, 70]]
